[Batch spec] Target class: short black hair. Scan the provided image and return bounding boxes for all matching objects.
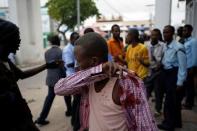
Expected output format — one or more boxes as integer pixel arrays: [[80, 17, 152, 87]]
[[152, 28, 163, 41], [0, 19, 20, 45], [177, 26, 183, 32], [128, 28, 139, 41], [75, 32, 108, 62], [164, 25, 175, 34], [184, 24, 193, 32], [84, 28, 94, 34], [48, 35, 60, 46], [70, 32, 79, 40], [111, 24, 120, 31]]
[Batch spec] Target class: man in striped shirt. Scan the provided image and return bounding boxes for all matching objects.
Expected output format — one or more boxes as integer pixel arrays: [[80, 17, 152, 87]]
[[55, 33, 157, 131]]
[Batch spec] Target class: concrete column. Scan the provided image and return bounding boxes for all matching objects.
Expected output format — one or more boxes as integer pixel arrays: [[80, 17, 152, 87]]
[[8, 0, 44, 66], [154, 0, 172, 31], [186, 0, 197, 38]]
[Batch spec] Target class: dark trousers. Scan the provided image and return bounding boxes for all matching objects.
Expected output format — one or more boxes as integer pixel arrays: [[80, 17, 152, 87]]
[[144, 70, 164, 112], [38, 86, 71, 121], [71, 94, 81, 131], [184, 68, 195, 107], [154, 72, 164, 112], [162, 68, 183, 129]]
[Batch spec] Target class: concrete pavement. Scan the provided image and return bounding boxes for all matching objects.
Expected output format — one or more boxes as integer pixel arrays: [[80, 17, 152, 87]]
[[18, 71, 72, 131]]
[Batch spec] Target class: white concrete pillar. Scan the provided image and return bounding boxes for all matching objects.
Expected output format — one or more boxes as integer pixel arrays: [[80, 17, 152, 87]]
[[8, 0, 44, 66], [154, 0, 172, 31], [186, 0, 197, 38]]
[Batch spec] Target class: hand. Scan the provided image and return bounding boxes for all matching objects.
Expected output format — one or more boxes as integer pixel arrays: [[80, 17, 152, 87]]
[[135, 54, 143, 63], [155, 63, 162, 71], [102, 62, 121, 77], [138, 57, 144, 65], [114, 56, 121, 62]]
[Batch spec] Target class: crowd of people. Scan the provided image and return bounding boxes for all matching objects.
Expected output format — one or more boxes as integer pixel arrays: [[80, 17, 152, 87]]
[[0, 18, 197, 131]]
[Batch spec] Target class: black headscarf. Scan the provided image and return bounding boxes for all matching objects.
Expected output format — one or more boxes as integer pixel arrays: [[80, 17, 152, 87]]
[[0, 19, 19, 44]]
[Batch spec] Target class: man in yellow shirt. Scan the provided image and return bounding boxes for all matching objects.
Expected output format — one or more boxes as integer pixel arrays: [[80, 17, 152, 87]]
[[125, 29, 149, 79]]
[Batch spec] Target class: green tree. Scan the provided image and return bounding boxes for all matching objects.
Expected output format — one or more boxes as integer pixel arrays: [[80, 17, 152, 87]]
[[46, 0, 100, 41]]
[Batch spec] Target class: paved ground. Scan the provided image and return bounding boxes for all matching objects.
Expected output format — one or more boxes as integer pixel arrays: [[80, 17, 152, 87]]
[[18, 70, 197, 131]]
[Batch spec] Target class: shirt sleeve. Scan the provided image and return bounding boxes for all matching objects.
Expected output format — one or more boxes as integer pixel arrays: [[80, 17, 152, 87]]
[[177, 50, 187, 86], [62, 48, 74, 66], [191, 39, 197, 67], [54, 64, 107, 95]]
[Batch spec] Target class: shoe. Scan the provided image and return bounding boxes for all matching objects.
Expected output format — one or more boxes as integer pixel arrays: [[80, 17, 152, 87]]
[[157, 124, 174, 131], [34, 120, 50, 126]]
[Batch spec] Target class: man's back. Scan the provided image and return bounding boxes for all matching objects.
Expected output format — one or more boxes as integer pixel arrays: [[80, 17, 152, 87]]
[[62, 43, 75, 76], [45, 46, 64, 87], [184, 37, 197, 68]]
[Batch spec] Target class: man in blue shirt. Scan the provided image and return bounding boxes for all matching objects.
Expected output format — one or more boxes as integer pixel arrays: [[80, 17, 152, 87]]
[[62, 32, 79, 76], [158, 25, 187, 130], [62, 32, 79, 118], [62, 32, 80, 131], [182, 24, 197, 109]]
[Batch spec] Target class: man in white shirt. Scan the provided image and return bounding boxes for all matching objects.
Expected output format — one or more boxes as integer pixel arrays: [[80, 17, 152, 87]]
[[145, 28, 165, 116]]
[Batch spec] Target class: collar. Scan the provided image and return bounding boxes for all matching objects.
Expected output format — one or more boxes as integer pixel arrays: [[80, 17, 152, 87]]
[[69, 42, 74, 46], [51, 45, 59, 48], [185, 36, 192, 42], [150, 41, 162, 47], [166, 40, 175, 49], [110, 38, 120, 43]]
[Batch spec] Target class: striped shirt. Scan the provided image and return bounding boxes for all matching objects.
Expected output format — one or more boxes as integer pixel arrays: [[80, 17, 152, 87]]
[[55, 64, 158, 131]]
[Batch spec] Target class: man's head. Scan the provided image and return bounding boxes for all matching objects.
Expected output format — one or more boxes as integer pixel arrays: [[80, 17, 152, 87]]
[[70, 32, 79, 45], [74, 32, 108, 70], [0, 19, 21, 60], [84, 28, 94, 34], [126, 28, 139, 44], [111, 24, 120, 40], [151, 28, 162, 44], [163, 25, 175, 43], [183, 24, 193, 38], [48, 35, 60, 46], [177, 26, 183, 37]]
